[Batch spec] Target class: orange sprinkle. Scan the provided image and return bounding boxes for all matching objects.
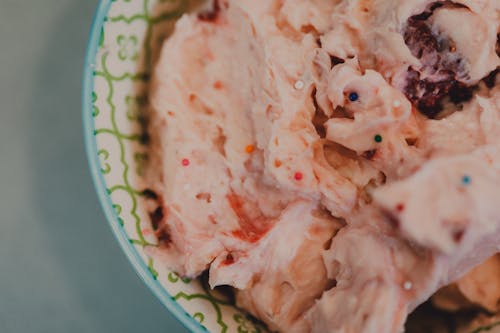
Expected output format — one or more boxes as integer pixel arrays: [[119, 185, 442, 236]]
[[189, 94, 196, 102], [213, 81, 223, 90], [294, 172, 303, 181], [167, 111, 175, 116], [245, 144, 255, 154], [274, 159, 282, 168]]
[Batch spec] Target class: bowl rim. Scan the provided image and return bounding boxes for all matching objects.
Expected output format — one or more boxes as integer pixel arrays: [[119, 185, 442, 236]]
[[82, 1, 206, 332]]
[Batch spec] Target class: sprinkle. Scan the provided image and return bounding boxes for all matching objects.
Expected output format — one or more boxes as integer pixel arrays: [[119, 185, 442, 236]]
[[396, 203, 405, 212], [245, 144, 255, 154], [274, 159, 282, 168], [213, 81, 223, 90], [294, 172, 303, 181], [294, 80, 305, 90], [393, 100, 401, 108], [348, 92, 359, 102], [462, 175, 471, 185], [374, 134, 383, 143], [182, 158, 190, 166], [403, 281, 413, 290], [141, 228, 152, 236]]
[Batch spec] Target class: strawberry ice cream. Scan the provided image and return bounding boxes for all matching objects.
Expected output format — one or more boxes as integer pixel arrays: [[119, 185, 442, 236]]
[[145, 0, 500, 332]]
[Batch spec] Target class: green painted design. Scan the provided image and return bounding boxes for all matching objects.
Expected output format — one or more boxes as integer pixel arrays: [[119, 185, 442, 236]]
[[92, 91, 100, 117], [193, 312, 205, 323], [125, 94, 147, 121], [113, 204, 125, 227], [98, 149, 111, 174], [167, 271, 192, 284], [181, 276, 192, 284], [129, 238, 157, 246], [112, 204, 124, 226], [168, 271, 179, 283], [174, 291, 229, 333], [112, 204, 122, 215], [233, 314, 261, 333], [90, 1, 267, 332], [147, 257, 159, 279], [99, 27, 105, 48], [95, 127, 142, 141], [134, 152, 147, 176], [117, 35, 139, 61], [93, 50, 149, 247], [470, 321, 500, 333]]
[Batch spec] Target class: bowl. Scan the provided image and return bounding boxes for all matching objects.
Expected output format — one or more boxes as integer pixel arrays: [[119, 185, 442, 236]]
[[82, 1, 264, 332]]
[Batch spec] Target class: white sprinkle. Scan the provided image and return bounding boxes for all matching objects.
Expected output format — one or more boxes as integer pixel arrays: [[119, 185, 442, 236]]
[[403, 281, 413, 290], [294, 80, 305, 90], [393, 100, 401, 108]]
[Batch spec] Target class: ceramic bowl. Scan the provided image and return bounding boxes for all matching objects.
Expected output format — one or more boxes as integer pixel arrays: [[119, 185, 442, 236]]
[[82, 1, 264, 332]]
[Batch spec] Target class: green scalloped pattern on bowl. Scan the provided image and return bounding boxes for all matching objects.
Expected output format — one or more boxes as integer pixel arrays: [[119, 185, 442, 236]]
[[82, 1, 264, 332]]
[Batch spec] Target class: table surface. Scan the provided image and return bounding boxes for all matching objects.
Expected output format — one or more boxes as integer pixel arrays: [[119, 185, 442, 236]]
[[0, 1, 188, 332]]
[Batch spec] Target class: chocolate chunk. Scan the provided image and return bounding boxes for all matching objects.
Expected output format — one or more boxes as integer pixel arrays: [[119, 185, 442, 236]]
[[155, 225, 171, 245], [362, 150, 377, 160], [404, 19, 439, 61], [482, 68, 499, 88], [142, 188, 158, 200], [198, 0, 221, 22], [402, 4, 477, 118], [452, 229, 465, 243], [149, 206, 164, 230], [383, 210, 400, 229]]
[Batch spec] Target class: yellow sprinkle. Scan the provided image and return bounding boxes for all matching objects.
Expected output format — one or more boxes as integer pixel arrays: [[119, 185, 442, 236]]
[[245, 145, 255, 154]]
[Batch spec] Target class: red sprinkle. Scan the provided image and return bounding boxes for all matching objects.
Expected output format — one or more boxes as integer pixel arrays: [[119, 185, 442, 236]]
[[213, 81, 223, 90], [396, 203, 405, 212], [182, 158, 190, 166], [294, 172, 303, 181]]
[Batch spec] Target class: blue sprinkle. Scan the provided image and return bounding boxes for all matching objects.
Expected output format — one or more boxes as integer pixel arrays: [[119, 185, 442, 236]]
[[348, 92, 359, 102], [462, 175, 471, 185]]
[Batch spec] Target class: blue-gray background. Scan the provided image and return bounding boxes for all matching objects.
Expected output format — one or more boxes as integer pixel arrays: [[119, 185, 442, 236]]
[[0, 1, 188, 332]]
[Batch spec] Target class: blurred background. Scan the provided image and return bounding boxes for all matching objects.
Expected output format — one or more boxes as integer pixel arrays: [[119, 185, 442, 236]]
[[0, 1, 187, 332]]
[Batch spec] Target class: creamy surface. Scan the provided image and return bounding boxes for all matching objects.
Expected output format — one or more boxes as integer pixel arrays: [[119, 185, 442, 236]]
[[146, 0, 500, 332]]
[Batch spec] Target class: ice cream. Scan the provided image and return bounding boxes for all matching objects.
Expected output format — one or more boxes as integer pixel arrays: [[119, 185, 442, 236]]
[[145, 0, 500, 332]]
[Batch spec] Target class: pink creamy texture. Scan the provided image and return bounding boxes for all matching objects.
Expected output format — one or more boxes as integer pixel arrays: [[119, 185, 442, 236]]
[[147, 0, 500, 332]]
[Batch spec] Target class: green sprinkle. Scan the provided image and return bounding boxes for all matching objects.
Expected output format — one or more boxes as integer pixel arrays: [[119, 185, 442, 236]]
[[374, 134, 383, 143]]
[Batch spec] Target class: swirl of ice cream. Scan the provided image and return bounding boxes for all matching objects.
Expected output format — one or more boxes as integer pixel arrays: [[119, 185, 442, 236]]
[[145, 0, 500, 332]]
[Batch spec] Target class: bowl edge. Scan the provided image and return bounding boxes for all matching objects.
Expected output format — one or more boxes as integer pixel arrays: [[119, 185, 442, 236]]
[[81, 1, 207, 332]]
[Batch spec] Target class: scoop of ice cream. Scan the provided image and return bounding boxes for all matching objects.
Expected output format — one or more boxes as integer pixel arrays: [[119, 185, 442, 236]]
[[146, 0, 500, 332]]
